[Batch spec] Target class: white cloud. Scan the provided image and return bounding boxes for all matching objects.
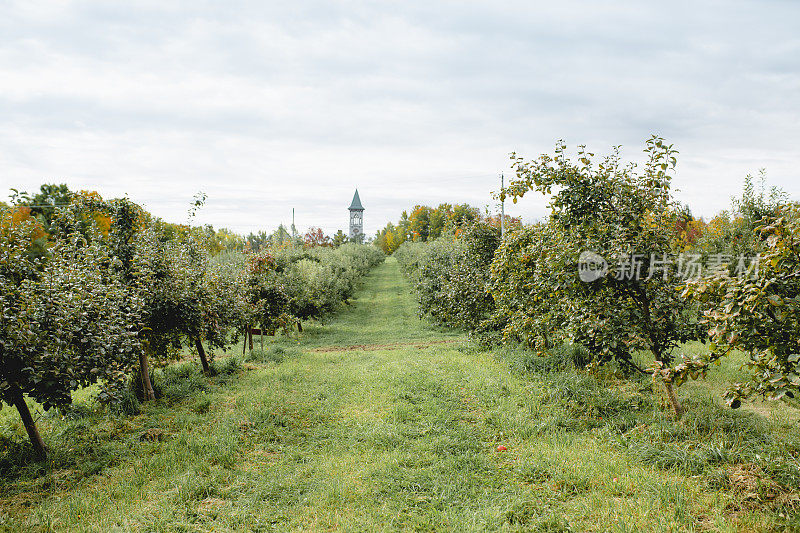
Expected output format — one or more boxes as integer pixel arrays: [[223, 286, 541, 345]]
[[0, 0, 798, 236]]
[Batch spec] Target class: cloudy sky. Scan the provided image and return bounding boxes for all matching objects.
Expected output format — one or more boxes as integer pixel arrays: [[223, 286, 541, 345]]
[[1, 1, 798, 237]]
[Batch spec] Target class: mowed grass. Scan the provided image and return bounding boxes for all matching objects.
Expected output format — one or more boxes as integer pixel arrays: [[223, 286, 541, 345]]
[[1, 257, 799, 531]]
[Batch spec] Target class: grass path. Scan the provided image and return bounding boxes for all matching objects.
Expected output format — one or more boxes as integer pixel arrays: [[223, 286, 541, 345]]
[[1, 258, 791, 531], [285, 256, 461, 348]]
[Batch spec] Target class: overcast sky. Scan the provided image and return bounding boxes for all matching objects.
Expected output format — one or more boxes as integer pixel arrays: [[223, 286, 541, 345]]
[[1, 1, 798, 237]]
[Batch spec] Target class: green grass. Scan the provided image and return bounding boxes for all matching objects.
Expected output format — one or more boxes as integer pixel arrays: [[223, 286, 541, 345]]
[[1, 257, 799, 531]]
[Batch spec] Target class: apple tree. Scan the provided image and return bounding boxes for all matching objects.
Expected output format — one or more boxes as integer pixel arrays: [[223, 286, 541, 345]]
[[684, 204, 800, 407], [0, 215, 140, 459], [501, 137, 703, 417]]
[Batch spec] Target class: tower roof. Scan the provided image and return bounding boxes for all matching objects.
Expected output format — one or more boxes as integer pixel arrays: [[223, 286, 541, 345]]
[[348, 189, 364, 210]]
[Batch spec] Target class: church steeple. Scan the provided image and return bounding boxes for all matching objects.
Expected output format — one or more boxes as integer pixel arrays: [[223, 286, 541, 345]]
[[349, 189, 364, 211], [348, 189, 364, 242]]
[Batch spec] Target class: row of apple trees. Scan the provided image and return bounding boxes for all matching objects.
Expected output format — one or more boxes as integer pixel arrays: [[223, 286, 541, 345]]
[[0, 195, 384, 459], [395, 136, 798, 418]]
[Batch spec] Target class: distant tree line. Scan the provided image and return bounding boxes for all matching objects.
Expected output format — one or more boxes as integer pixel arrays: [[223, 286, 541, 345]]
[[373, 203, 510, 254]]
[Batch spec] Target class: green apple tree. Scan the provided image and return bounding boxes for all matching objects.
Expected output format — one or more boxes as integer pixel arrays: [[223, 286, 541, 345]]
[[0, 215, 139, 459], [500, 136, 703, 417]]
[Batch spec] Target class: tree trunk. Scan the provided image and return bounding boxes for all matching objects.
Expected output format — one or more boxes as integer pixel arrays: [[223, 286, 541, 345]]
[[195, 337, 210, 374], [664, 380, 683, 419], [242, 330, 247, 356], [297, 321, 303, 333], [9, 383, 47, 461], [248, 329, 254, 352], [139, 351, 156, 401], [652, 346, 682, 419]]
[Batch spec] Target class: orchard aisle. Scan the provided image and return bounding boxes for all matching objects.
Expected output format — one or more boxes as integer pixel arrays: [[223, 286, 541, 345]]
[[230, 255, 547, 529], [7, 257, 742, 532], [291, 256, 463, 348]]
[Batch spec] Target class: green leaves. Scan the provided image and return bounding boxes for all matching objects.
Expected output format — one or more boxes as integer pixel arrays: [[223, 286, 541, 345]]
[[767, 294, 784, 306], [0, 208, 140, 412], [688, 204, 800, 406], [1, 192, 385, 455], [242, 243, 384, 335], [497, 138, 699, 385], [395, 222, 500, 333]]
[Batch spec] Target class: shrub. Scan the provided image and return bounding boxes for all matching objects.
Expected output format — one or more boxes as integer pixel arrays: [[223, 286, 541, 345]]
[[499, 137, 704, 417], [395, 222, 500, 333], [685, 204, 800, 406], [0, 213, 140, 459]]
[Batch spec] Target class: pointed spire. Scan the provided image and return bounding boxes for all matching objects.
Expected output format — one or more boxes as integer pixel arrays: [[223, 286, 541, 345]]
[[348, 189, 364, 210]]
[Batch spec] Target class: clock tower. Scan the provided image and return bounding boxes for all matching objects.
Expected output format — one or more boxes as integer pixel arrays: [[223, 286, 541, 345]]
[[348, 189, 364, 242]]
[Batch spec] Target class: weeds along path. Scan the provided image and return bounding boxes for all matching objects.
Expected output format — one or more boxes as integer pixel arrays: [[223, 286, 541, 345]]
[[4, 257, 769, 531]]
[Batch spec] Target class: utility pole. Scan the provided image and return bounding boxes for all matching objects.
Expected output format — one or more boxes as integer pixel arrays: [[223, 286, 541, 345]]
[[500, 173, 505, 239]]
